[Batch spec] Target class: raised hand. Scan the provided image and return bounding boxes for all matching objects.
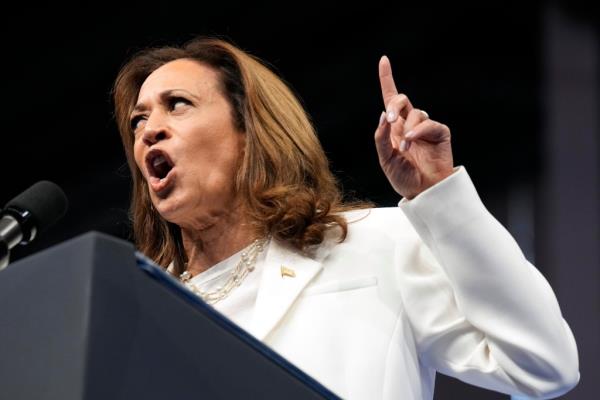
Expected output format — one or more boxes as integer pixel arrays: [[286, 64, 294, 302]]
[[374, 56, 454, 200]]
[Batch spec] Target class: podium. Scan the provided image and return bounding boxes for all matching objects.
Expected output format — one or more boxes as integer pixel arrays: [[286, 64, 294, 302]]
[[0, 232, 339, 399]]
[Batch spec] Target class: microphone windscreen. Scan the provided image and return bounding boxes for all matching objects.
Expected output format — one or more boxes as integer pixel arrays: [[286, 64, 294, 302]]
[[4, 181, 68, 234]]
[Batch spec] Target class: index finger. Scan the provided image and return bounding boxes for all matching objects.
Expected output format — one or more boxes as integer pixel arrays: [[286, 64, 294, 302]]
[[379, 55, 398, 107]]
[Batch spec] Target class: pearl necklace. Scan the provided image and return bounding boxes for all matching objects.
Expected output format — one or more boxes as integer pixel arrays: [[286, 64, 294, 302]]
[[179, 237, 269, 305]]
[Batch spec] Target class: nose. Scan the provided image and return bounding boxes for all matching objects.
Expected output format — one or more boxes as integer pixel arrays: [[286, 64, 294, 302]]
[[141, 113, 169, 146]]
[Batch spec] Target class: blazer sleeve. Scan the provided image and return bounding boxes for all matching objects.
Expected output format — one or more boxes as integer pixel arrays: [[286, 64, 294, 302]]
[[396, 166, 579, 399]]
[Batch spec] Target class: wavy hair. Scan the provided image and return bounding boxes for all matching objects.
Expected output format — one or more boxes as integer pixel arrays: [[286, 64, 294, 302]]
[[113, 37, 369, 275]]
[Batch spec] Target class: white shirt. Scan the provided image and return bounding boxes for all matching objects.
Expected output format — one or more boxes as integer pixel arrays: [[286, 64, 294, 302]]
[[185, 242, 267, 329]]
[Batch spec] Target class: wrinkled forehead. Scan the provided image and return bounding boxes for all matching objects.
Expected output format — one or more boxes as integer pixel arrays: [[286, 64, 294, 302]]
[[137, 58, 220, 100]]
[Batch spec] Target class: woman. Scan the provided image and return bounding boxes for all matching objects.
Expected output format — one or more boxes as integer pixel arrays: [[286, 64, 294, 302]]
[[113, 37, 579, 399]]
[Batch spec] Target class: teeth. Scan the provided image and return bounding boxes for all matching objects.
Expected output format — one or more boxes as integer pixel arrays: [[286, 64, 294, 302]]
[[149, 152, 173, 181], [153, 155, 167, 168]]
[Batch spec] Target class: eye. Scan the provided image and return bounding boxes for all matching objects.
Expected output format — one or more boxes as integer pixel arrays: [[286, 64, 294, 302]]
[[130, 114, 146, 132], [168, 96, 191, 111]]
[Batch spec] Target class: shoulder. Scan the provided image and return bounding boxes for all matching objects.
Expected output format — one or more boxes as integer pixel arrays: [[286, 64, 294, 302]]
[[310, 207, 424, 294], [313, 207, 421, 262], [340, 207, 419, 242]]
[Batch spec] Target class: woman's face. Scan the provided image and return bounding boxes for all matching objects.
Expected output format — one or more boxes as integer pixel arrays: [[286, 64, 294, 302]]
[[132, 58, 246, 229]]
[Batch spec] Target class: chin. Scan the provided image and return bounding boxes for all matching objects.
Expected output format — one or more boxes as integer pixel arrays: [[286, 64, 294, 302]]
[[151, 194, 186, 225]]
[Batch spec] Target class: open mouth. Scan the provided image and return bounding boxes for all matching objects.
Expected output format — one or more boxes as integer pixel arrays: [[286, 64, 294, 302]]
[[146, 149, 174, 180], [145, 149, 176, 194]]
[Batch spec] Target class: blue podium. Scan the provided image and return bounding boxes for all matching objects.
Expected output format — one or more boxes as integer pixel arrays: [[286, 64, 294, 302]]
[[0, 232, 338, 399]]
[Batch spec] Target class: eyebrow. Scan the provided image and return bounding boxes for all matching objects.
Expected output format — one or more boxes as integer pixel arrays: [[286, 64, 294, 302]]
[[131, 89, 197, 116]]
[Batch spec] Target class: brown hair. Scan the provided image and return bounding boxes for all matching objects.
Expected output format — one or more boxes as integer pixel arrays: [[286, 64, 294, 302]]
[[113, 37, 369, 275]]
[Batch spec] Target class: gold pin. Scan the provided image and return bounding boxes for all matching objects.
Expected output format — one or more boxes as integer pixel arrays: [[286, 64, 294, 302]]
[[280, 266, 296, 278]]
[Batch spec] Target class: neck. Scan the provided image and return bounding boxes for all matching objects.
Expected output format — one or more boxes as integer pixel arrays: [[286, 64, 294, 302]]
[[180, 209, 257, 277]]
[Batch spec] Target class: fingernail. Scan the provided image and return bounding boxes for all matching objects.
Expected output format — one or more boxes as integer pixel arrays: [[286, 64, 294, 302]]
[[379, 111, 386, 126], [405, 130, 416, 139], [400, 140, 407, 152], [386, 110, 396, 123], [421, 110, 429, 119]]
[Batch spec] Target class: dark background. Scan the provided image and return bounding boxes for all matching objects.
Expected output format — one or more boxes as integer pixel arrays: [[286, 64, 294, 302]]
[[1, 2, 597, 399], [2, 3, 545, 253]]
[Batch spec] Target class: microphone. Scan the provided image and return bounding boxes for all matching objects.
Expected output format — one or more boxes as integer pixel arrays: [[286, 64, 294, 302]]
[[0, 181, 68, 270]]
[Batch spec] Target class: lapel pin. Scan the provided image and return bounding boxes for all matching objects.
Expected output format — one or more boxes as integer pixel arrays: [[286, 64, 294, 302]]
[[280, 265, 296, 278]]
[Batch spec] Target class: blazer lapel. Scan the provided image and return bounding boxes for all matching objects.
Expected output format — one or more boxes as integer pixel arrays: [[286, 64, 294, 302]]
[[249, 239, 323, 340]]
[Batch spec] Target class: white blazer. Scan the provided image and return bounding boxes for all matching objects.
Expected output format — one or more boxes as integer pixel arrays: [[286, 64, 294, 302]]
[[238, 167, 579, 400]]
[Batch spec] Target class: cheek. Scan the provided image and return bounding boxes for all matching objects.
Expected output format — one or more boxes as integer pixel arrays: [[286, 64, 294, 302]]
[[218, 136, 245, 175], [191, 129, 243, 166]]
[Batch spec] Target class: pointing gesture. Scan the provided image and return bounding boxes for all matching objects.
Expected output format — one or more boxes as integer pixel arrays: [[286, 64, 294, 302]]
[[374, 56, 454, 200]]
